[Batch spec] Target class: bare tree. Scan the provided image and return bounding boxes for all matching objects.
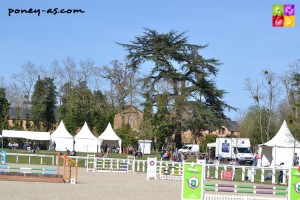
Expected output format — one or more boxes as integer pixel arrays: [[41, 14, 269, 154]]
[[245, 70, 280, 143], [101, 60, 139, 125], [11, 62, 38, 128]]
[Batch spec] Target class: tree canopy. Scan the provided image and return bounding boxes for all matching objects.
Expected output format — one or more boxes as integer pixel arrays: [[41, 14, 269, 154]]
[[119, 29, 234, 147]]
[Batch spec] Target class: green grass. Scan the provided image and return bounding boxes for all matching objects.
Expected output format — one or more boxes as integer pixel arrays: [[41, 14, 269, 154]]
[[1, 148, 164, 167]]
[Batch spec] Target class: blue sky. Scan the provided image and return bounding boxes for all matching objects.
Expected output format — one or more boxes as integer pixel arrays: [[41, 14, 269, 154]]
[[0, 0, 299, 120]]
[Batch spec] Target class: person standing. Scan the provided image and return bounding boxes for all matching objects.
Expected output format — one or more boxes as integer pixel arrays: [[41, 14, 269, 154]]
[[254, 150, 260, 166], [294, 153, 299, 166], [52, 141, 56, 151], [277, 162, 285, 184]]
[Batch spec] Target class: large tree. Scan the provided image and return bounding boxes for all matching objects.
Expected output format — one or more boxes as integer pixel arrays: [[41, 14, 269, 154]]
[[31, 77, 57, 131], [0, 88, 10, 131], [119, 29, 234, 148]]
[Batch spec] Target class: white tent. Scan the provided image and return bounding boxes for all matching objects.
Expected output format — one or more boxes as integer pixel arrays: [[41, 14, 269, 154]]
[[258, 120, 300, 167], [207, 142, 216, 148], [74, 122, 99, 153], [2, 130, 50, 140], [98, 123, 122, 153], [50, 121, 74, 151]]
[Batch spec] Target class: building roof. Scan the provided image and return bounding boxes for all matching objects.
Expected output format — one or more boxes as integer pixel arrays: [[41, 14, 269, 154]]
[[9, 107, 58, 121], [226, 121, 240, 132], [9, 107, 32, 120]]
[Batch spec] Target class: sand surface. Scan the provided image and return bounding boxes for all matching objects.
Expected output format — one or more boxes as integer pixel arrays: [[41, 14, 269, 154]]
[[0, 164, 181, 200], [0, 164, 287, 200]]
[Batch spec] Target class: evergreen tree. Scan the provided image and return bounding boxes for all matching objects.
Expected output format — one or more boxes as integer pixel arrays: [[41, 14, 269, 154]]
[[31, 77, 57, 131], [0, 88, 10, 131], [119, 29, 234, 148]]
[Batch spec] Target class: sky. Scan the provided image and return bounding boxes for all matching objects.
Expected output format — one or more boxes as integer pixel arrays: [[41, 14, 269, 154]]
[[0, 0, 299, 120]]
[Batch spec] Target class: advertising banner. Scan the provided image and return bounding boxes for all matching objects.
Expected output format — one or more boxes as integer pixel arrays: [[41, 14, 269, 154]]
[[146, 157, 157, 180], [289, 167, 300, 200], [221, 170, 234, 180], [1, 150, 6, 165], [181, 162, 204, 200]]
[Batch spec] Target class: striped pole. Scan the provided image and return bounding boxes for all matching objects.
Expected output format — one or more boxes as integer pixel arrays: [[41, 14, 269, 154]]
[[204, 183, 287, 195], [0, 165, 57, 175]]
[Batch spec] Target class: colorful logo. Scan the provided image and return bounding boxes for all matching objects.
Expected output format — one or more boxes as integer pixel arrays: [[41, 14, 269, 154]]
[[272, 4, 295, 27], [187, 177, 199, 189]]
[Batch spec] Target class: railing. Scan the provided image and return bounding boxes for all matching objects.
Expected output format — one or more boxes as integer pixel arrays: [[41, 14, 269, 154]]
[[203, 193, 287, 200], [4, 154, 291, 185], [205, 164, 289, 184], [6, 153, 55, 165]]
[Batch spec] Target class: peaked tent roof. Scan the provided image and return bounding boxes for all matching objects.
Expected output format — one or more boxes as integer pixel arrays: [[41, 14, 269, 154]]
[[98, 122, 121, 140], [75, 122, 98, 139], [51, 121, 73, 138], [259, 120, 300, 148]]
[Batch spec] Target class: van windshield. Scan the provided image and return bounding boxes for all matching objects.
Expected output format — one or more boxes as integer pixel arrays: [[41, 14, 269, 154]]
[[237, 148, 252, 154], [182, 146, 189, 149]]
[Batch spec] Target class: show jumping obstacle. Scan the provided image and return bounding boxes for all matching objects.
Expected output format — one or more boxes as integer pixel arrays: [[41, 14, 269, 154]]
[[0, 153, 78, 183], [204, 183, 288, 195]]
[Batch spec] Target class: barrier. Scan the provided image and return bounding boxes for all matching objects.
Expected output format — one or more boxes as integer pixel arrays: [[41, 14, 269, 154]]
[[159, 160, 182, 180], [94, 157, 129, 173], [0, 165, 57, 175], [57, 154, 78, 183], [204, 182, 288, 195], [0, 165, 63, 183]]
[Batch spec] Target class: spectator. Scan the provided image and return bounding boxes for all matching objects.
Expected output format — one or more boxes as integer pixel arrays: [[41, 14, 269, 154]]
[[277, 162, 285, 184], [128, 145, 133, 155], [52, 141, 56, 152], [254, 150, 260, 166], [65, 147, 71, 155], [294, 153, 299, 166], [217, 154, 222, 162]]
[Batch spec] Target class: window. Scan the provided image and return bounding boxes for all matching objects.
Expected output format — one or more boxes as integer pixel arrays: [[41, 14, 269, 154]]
[[129, 117, 134, 128]]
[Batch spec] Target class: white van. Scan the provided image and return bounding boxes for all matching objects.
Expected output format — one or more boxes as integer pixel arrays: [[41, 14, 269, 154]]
[[178, 144, 199, 153]]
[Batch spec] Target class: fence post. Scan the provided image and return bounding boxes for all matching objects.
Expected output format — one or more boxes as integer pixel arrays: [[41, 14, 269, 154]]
[[41, 156, 43, 165], [272, 167, 276, 184], [261, 168, 265, 183], [242, 166, 245, 181], [207, 165, 210, 178], [29, 156, 31, 164], [215, 165, 219, 179], [133, 158, 135, 174], [283, 168, 287, 184], [251, 167, 255, 182]]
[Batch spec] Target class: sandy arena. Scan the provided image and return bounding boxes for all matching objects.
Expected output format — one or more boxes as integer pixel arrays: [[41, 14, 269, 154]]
[[0, 164, 182, 200]]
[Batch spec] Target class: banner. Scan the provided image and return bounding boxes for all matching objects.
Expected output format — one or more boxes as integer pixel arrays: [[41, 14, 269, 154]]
[[289, 167, 300, 200], [181, 162, 204, 200], [146, 157, 157, 180], [221, 170, 234, 180], [1, 150, 6, 165]]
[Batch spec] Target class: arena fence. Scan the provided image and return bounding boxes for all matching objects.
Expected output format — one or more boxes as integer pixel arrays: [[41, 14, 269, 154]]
[[203, 193, 287, 200]]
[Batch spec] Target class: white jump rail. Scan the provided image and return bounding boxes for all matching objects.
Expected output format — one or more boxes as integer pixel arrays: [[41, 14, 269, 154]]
[[6, 153, 55, 165], [204, 193, 287, 200], [206, 164, 289, 184]]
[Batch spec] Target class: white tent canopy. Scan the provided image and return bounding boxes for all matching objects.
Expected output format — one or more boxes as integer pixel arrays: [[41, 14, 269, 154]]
[[74, 122, 99, 153], [258, 120, 300, 167], [2, 130, 50, 140], [50, 121, 74, 151], [98, 122, 122, 153], [207, 142, 216, 148]]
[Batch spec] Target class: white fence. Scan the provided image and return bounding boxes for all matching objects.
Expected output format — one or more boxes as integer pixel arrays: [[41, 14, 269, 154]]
[[6, 153, 55, 165], [206, 164, 289, 184], [4, 154, 290, 185], [204, 193, 287, 200]]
